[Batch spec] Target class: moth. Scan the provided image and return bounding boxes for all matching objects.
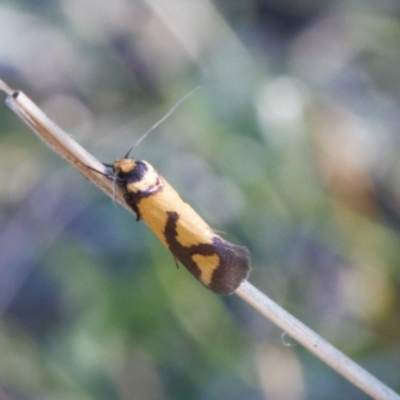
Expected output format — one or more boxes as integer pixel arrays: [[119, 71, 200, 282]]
[[104, 153, 251, 295]]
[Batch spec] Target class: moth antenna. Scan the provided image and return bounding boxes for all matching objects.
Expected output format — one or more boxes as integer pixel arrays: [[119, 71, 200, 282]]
[[124, 147, 134, 158], [86, 164, 110, 178], [86, 164, 120, 207], [133, 86, 200, 149], [111, 173, 119, 207]]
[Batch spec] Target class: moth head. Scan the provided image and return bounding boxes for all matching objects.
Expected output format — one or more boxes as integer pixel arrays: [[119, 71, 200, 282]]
[[112, 158, 137, 178]]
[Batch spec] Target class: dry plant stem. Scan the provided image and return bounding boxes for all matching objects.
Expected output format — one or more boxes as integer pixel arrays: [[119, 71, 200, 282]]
[[0, 79, 130, 213], [1, 79, 399, 400], [236, 281, 399, 400]]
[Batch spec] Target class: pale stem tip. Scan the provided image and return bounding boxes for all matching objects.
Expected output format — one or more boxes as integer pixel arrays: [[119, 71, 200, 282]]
[[0, 79, 14, 96]]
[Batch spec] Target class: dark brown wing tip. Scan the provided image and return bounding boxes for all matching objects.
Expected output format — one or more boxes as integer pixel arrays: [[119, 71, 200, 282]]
[[209, 240, 251, 296]]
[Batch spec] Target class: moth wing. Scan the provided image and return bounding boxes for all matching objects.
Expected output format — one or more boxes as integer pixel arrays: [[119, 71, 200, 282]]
[[209, 239, 251, 295]]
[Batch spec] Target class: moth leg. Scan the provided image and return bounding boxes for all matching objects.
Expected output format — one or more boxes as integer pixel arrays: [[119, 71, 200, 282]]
[[123, 193, 142, 221], [172, 255, 180, 269]]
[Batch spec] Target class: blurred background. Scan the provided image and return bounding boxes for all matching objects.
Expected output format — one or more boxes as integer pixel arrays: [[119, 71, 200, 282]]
[[0, 0, 400, 399]]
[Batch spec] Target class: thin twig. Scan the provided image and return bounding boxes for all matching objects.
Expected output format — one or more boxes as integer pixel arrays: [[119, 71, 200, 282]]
[[236, 281, 399, 400], [1, 79, 399, 400], [0, 79, 129, 212]]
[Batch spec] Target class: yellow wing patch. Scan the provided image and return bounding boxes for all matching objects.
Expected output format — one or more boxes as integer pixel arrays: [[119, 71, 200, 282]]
[[191, 254, 220, 286], [138, 178, 214, 248]]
